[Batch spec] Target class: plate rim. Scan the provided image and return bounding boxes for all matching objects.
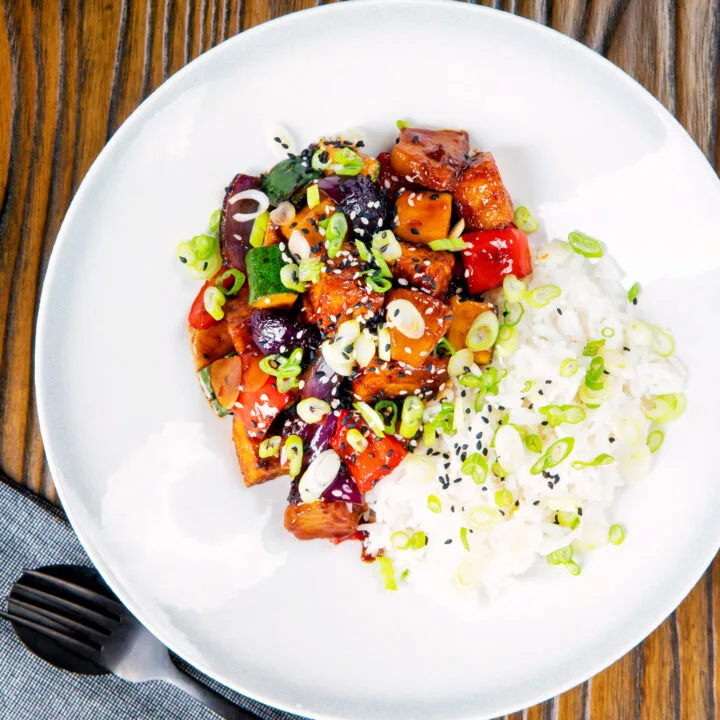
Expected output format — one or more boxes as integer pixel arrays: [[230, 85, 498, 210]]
[[34, 1, 720, 717]]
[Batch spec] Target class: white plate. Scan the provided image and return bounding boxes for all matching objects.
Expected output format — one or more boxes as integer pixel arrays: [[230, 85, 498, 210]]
[[36, 1, 720, 718]]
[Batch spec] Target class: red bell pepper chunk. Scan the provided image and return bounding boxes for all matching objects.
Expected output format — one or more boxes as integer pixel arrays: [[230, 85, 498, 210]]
[[330, 411, 406, 493], [188, 271, 236, 330], [460, 227, 532, 295], [234, 376, 290, 439]]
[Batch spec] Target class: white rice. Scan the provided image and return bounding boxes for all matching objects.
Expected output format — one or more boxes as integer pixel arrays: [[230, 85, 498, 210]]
[[363, 239, 686, 598]]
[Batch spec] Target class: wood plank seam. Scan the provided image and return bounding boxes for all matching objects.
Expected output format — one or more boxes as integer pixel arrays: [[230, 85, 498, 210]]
[[105, 0, 129, 141]]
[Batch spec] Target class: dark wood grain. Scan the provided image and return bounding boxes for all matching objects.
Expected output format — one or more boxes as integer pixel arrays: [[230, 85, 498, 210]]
[[0, 1, 718, 717]]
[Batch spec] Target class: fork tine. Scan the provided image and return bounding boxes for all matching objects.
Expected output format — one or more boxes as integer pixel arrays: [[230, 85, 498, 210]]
[[21, 570, 124, 617], [8, 598, 111, 641], [0, 610, 101, 662], [13, 585, 118, 631]]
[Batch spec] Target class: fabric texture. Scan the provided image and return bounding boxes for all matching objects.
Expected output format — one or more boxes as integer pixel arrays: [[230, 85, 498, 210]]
[[0, 473, 304, 720]]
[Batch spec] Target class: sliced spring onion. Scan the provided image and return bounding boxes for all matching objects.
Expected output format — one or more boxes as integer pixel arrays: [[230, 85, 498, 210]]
[[608, 524, 625, 545], [298, 449, 341, 503], [564, 561, 582, 576], [354, 330, 376, 368], [524, 434, 543, 454], [502, 274, 527, 303], [459, 373, 484, 388], [283, 435, 303, 477], [435, 337, 456, 356], [651, 326, 674, 357], [578, 379, 611, 409], [375, 400, 398, 434], [177, 234, 222, 280], [461, 453, 488, 484], [365, 274, 392, 293], [427, 494, 442, 513], [277, 376, 299, 392], [557, 510, 580, 529], [269, 201, 296, 226], [297, 397, 331, 424], [494, 325, 518, 357], [568, 230, 603, 258], [583, 339, 606, 357], [428, 238, 468, 252], [288, 229, 311, 261], [258, 354, 283, 376], [584, 356, 605, 390], [628, 282, 641, 304], [386, 299, 425, 339], [258, 436, 281, 458], [513, 206, 539, 233], [344, 430, 368, 457], [370, 247, 393, 278], [521, 380, 534, 393], [530, 437, 575, 475], [371, 229, 402, 261], [538, 405, 566, 428], [325, 212, 348, 259], [459, 527, 470, 551], [230, 189, 270, 223], [208, 208, 222, 233], [494, 489, 514, 508], [311, 148, 331, 171], [502, 301, 524, 327], [377, 326, 392, 362], [546, 546, 573, 565], [646, 428, 664, 453], [465, 505, 502, 530], [391, 531, 410, 550], [306, 183, 320, 209], [280, 263, 305, 292], [287, 348, 303, 366], [377, 556, 397, 591], [298, 257, 323, 283], [410, 530, 426, 550], [396, 119, 410, 130], [560, 358, 579, 377], [330, 147, 364, 176], [203, 286, 226, 321], [448, 218, 465, 239], [355, 239, 371, 262], [602, 326, 615, 338], [422, 422, 436, 448], [431, 402, 455, 434], [561, 404, 586, 424], [215, 269, 246, 296], [399, 396, 424, 439], [643, 392, 686, 423], [571, 453, 614, 470], [448, 348, 474, 377], [249, 210, 270, 248], [354, 401, 386, 437], [525, 284, 561, 309], [465, 311, 499, 351]]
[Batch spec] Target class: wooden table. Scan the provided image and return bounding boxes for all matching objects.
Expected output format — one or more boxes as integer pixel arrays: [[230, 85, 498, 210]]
[[0, 1, 717, 717]]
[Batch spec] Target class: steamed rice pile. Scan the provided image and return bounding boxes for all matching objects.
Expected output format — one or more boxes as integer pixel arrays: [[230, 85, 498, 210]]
[[363, 239, 686, 595]]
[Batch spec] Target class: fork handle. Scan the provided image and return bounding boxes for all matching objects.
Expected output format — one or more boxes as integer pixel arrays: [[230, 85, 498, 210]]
[[160, 663, 260, 720]]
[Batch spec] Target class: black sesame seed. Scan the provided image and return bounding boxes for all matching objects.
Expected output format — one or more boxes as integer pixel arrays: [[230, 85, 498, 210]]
[[410, 228, 420, 235]]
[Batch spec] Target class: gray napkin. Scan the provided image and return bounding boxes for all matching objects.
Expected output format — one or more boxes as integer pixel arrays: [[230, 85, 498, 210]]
[[0, 472, 305, 720]]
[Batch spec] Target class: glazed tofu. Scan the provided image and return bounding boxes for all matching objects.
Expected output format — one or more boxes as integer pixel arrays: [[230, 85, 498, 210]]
[[232, 415, 285, 488], [280, 192, 336, 253], [284, 500, 361, 541], [390, 242, 455, 298], [446, 296, 494, 365], [351, 356, 450, 402], [303, 265, 384, 334], [385, 288, 452, 367], [453, 152, 514, 231], [393, 189, 453, 244], [190, 321, 235, 371], [390, 127, 469, 191]]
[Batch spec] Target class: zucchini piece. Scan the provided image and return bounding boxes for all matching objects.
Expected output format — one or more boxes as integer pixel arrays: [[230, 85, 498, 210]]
[[261, 157, 320, 206], [197, 354, 242, 417], [246, 244, 297, 309]]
